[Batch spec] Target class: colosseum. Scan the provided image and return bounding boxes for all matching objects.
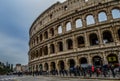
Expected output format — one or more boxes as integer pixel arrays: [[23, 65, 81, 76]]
[[28, 0, 120, 73]]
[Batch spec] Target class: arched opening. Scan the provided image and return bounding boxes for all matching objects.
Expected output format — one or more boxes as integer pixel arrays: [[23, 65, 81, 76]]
[[58, 42, 63, 52], [103, 30, 113, 43], [75, 19, 82, 28], [40, 34, 43, 42], [107, 54, 118, 64], [44, 63, 49, 71], [79, 57, 88, 68], [44, 31, 48, 39], [50, 62, 56, 71], [36, 50, 39, 58], [66, 39, 73, 50], [58, 60, 65, 70], [36, 37, 39, 44], [68, 59, 75, 68], [36, 65, 38, 71], [39, 64, 43, 71], [77, 36, 85, 48], [86, 15, 95, 25], [44, 46, 48, 55], [50, 28, 54, 36], [32, 66, 34, 71], [50, 44, 55, 54], [66, 22, 72, 31], [118, 29, 120, 40], [39, 48, 42, 57], [98, 12, 107, 22], [89, 33, 99, 46], [58, 26, 62, 34], [92, 56, 102, 67], [112, 9, 120, 19]]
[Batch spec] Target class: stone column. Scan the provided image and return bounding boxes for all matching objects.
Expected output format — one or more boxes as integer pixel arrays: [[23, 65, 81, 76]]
[[38, 35, 40, 43], [48, 44, 50, 56], [42, 46, 44, 57], [98, 28, 103, 46], [71, 18, 76, 31], [48, 29, 51, 38], [118, 52, 120, 64], [75, 56, 79, 66], [62, 22, 66, 34], [48, 62, 51, 72], [72, 35, 77, 52], [55, 42, 58, 55], [107, 8, 113, 21], [103, 52, 108, 64], [54, 26, 58, 36], [55, 60, 59, 71], [94, 14, 98, 25], [82, 17, 86, 28], [111, 26, 118, 44], [88, 54, 92, 65], [65, 59, 69, 70], [84, 32, 89, 47], [63, 39, 67, 51]]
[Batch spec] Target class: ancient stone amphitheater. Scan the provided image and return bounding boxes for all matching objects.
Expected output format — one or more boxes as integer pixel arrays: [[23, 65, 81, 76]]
[[28, 0, 120, 72]]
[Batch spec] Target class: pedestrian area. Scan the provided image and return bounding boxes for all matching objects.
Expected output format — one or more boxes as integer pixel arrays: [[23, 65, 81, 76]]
[[15, 76, 120, 81]]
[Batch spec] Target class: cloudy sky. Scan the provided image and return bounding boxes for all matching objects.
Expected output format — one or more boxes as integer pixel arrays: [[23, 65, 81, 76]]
[[0, 0, 66, 65]]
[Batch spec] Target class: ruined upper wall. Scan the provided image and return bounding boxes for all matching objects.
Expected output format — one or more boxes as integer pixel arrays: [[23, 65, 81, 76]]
[[30, 0, 114, 36]]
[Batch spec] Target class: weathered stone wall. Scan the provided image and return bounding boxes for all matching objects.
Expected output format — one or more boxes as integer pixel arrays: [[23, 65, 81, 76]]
[[28, 0, 120, 72]]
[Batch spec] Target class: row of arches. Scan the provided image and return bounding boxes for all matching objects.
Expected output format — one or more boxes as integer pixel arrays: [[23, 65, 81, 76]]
[[31, 8, 120, 47], [31, 54, 119, 71], [30, 29, 120, 60]]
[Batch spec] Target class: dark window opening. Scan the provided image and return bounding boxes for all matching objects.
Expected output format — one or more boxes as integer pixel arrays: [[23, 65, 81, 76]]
[[89, 33, 99, 46], [64, 6, 68, 10], [40, 34, 43, 42], [50, 28, 54, 36], [36, 37, 39, 44], [58, 42, 63, 52], [44, 63, 49, 71], [36, 50, 39, 58], [50, 14, 53, 19], [103, 31, 113, 43], [67, 39, 73, 50], [77, 36, 85, 48], [59, 61, 65, 70], [50, 44, 55, 54], [51, 62, 56, 70], [69, 59, 75, 68], [44, 31, 48, 39], [39, 48, 42, 57], [93, 56, 102, 67], [44, 46, 48, 55]]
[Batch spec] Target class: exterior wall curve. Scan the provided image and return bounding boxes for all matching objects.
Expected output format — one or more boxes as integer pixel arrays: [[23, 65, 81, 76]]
[[28, 0, 120, 72]]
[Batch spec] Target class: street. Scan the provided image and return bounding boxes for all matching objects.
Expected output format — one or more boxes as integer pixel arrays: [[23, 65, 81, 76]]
[[0, 75, 16, 81], [15, 76, 120, 81], [0, 75, 120, 81]]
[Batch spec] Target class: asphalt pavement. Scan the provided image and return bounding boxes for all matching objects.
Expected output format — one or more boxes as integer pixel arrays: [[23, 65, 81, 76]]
[[15, 76, 120, 81]]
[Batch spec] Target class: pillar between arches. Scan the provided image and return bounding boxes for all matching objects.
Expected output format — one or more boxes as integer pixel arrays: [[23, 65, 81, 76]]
[[88, 54, 92, 65], [75, 56, 79, 66], [118, 52, 120, 64], [65, 59, 69, 70], [103, 53, 108, 64], [55, 60, 59, 70]]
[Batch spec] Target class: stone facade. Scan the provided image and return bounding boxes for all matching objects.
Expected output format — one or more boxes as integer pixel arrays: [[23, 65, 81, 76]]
[[28, 0, 120, 72]]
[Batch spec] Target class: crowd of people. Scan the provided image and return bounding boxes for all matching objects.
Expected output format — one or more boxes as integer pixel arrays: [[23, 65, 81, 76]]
[[28, 64, 120, 78]]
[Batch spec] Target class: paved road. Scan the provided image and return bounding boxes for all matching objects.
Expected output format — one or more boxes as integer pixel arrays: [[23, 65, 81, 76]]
[[15, 76, 120, 81], [0, 75, 16, 81]]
